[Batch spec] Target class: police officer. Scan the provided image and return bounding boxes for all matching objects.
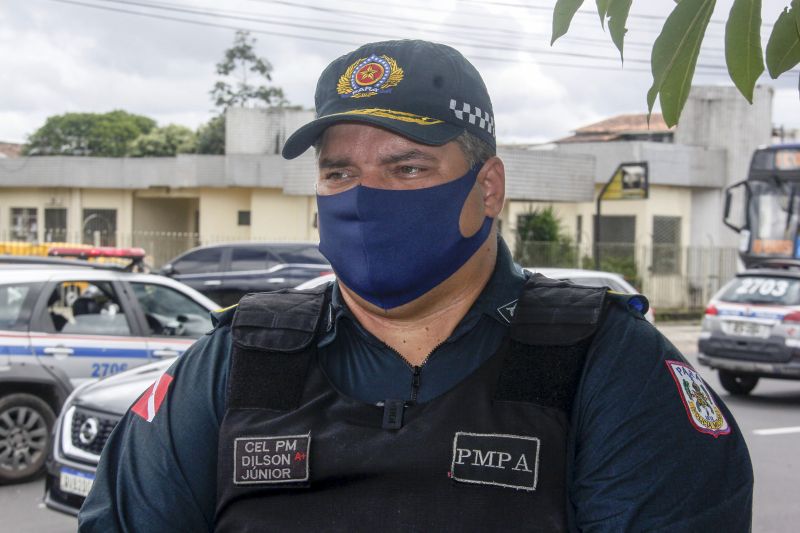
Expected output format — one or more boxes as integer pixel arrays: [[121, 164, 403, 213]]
[[80, 40, 753, 532]]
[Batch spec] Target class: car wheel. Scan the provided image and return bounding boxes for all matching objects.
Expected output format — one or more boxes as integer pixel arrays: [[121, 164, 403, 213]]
[[0, 393, 55, 484], [718, 370, 759, 396]]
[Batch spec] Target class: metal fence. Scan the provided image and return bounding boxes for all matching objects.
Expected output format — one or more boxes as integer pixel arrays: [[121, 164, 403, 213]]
[[0, 230, 740, 310], [1, 230, 205, 270], [513, 239, 740, 311]]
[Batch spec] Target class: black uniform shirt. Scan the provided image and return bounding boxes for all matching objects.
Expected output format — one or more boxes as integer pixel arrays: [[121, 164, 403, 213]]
[[79, 238, 753, 532]]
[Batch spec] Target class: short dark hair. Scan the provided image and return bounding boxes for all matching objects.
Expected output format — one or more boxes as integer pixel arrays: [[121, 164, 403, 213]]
[[454, 131, 495, 168], [313, 130, 494, 167]]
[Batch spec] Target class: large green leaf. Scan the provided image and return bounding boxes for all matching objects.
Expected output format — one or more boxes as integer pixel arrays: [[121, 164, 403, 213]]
[[552, 0, 585, 45], [596, 0, 610, 27], [607, 0, 633, 58], [766, 1, 800, 78], [725, 0, 764, 103], [647, 0, 716, 127]]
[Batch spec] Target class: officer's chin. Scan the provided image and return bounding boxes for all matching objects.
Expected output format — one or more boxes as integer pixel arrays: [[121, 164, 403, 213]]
[[338, 232, 496, 320]]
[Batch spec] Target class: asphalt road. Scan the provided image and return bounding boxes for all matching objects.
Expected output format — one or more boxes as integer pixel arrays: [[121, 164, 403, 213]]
[[1, 322, 798, 532]]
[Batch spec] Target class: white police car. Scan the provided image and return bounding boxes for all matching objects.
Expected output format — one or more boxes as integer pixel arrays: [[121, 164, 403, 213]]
[[45, 358, 173, 515], [698, 263, 800, 395], [0, 252, 217, 484]]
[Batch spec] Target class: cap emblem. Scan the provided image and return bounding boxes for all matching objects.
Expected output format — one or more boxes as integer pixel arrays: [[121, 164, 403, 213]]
[[337, 54, 404, 99]]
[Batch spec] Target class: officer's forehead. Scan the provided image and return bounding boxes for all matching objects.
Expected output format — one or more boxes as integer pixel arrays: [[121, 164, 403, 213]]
[[315, 123, 462, 162]]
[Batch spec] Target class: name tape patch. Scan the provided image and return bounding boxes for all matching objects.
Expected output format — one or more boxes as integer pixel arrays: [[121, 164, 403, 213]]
[[233, 434, 310, 485], [450, 432, 539, 491]]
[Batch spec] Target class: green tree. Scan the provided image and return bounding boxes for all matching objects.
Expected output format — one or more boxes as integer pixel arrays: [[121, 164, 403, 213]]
[[211, 30, 286, 109], [551, 0, 800, 126], [514, 207, 578, 267], [195, 115, 226, 155], [23, 110, 156, 156], [128, 124, 197, 157]]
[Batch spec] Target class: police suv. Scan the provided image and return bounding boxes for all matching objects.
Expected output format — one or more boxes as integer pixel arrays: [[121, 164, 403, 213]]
[[0, 250, 217, 484], [698, 261, 800, 395]]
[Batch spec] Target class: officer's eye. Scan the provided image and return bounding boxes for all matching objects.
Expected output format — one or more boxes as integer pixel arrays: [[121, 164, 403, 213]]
[[323, 170, 352, 181], [397, 165, 422, 177]]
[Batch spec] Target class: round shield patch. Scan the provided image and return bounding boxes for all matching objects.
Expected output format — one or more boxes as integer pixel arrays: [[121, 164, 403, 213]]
[[666, 360, 730, 437], [354, 62, 385, 87], [337, 54, 404, 98]]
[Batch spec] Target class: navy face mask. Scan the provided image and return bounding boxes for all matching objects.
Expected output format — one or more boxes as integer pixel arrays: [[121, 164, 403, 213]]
[[316, 164, 493, 310]]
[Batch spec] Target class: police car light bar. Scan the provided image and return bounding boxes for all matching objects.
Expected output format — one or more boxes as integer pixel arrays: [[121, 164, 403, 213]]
[[47, 246, 146, 259]]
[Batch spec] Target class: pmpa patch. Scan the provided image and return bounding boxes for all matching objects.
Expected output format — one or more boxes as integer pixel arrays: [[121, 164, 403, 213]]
[[337, 54, 404, 98], [666, 361, 730, 437], [450, 432, 539, 491], [233, 434, 310, 485]]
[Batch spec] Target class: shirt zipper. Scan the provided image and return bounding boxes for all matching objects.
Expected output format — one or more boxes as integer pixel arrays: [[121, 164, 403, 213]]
[[378, 339, 447, 402]]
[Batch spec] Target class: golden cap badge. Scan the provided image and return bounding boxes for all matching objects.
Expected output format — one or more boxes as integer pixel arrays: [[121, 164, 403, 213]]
[[337, 54, 404, 99]]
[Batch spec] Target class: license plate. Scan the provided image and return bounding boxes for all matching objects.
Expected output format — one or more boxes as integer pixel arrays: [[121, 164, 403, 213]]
[[60, 467, 94, 497], [721, 320, 770, 338]]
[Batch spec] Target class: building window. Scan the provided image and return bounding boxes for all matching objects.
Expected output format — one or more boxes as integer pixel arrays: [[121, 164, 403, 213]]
[[652, 216, 682, 274], [82, 209, 117, 246], [10, 208, 38, 242], [238, 210, 251, 226], [594, 215, 636, 267], [596, 215, 636, 244], [44, 208, 67, 242]]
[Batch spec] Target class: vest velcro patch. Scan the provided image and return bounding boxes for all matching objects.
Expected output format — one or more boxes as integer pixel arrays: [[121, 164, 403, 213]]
[[450, 432, 539, 491], [233, 434, 310, 485]]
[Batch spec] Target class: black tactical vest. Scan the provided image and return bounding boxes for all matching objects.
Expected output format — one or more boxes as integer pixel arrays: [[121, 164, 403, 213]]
[[215, 275, 608, 532]]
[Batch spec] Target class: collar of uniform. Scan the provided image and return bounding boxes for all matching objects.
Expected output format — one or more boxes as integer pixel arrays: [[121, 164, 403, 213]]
[[469, 235, 528, 327], [317, 235, 527, 348]]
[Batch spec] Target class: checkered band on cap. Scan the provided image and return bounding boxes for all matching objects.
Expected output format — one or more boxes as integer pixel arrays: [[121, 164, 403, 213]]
[[449, 99, 495, 136]]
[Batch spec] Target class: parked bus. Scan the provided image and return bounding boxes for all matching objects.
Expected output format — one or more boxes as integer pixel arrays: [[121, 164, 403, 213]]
[[725, 144, 800, 267]]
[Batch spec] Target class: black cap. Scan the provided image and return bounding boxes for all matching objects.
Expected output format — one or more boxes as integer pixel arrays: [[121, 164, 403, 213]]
[[282, 39, 495, 159]]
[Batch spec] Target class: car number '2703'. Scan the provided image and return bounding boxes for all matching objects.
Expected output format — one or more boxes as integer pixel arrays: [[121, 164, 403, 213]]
[[735, 278, 789, 298], [91, 363, 128, 378]]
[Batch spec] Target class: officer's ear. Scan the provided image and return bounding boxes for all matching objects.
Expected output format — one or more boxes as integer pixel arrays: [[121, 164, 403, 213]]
[[478, 156, 505, 218]]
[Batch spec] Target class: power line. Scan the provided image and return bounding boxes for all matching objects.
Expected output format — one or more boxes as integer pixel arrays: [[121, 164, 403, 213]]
[[86, 0, 730, 70], [248, 0, 682, 51], [91, 0, 651, 65], [44, 0, 734, 77], [456, 0, 775, 28]]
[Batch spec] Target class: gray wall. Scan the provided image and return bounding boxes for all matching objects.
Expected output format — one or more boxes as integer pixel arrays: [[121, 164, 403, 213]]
[[499, 147, 595, 202], [675, 85, 773, 247], [226, 107, 315, 155], [556, 141, 726, 189]]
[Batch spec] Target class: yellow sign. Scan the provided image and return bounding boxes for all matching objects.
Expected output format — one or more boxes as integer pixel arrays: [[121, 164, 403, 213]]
[[600, 164, 648, 201]]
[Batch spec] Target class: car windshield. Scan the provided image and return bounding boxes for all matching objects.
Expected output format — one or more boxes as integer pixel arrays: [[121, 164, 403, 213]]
[[717, 276, 800, 305]]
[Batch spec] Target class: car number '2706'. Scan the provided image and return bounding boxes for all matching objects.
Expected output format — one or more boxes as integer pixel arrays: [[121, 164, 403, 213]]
[[91, 363, 128, 378]]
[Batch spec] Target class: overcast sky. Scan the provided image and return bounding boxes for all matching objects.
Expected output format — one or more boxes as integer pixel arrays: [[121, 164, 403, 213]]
[[1, 0, 798, 144]]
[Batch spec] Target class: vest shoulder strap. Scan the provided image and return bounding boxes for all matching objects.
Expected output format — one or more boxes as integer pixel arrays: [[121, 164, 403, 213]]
[[496, 274, 609, 414], [231, 284, 330, 353], [227, 284, 330, 411], [510, 273, 607, 346]]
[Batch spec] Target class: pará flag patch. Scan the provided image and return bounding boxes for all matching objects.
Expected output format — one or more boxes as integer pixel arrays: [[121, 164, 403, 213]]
[[666, 360, 730, 437], [131, 372, 174, 422]]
